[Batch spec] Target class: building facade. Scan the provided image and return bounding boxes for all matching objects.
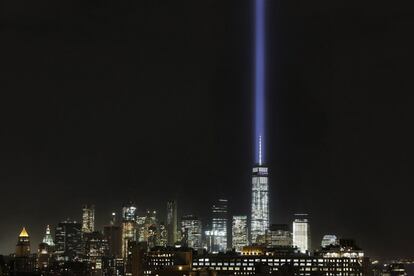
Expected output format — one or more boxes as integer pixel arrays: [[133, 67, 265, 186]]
[[265, 224, 292, 248], [232, 216, 249, 252], [211, 199, 228, 252], [251, 165, 269, 244], [167, 200, 178, 246], [181, 215, 202, 250], [293, 214, 311, 253], [82, 204, 95, 233], [54, 220, 84, 260]]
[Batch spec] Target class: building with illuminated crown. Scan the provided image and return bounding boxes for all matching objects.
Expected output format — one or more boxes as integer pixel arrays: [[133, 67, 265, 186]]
[[15, 227, 31, 257]]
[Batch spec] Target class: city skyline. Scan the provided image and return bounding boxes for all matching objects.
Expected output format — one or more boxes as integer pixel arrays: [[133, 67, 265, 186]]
[[1, 0, 413, 263]]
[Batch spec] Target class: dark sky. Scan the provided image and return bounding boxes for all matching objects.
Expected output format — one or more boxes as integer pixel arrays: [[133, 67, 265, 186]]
[[1, 0, 413, 259]]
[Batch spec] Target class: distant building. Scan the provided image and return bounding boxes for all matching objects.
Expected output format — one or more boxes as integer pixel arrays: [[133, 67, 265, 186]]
[[293, 214, 310, 253], [37, 242, 52, 270], [121, 221, 136, 260], [232, 216, 248, 252], [181, 215, 202, 250], [13, 228, 36, 273], [54, 220, 84, 260], [137, 210, 158, 249], [251, 157, 269, 244], [321, 234, 338, 248], [158, 223, 168, 247], [15, 227, 31, 257], [166, 200, 178, 246], [82, 204, 95, 233], [122, 201, 137, 221], [104, 224, 122, 258], [42, 225, 55, 247], [211, 199, 228, 252], [265, 224, 292, 247]]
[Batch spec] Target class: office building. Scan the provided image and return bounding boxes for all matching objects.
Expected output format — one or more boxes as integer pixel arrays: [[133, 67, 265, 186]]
[[121, 221, 136, 260], [181, 215, 202, 250], [166, 200, 178, 246], [54, 220, 84, 260], [82, 204, 95, 233], [104, 224, 122, 258], [321, 235, 338, 248], [265, 224, 292, 247], [293, 214, 311, 253], [211, 199, 228, 252], [232, 216, 248, 252]]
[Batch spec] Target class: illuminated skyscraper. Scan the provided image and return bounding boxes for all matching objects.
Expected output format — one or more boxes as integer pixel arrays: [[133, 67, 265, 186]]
[[166, 200, 178, 246], [293, 214, 311, 253], [121, 221, 136, 259], [82, 204, 95, 233], [16, 227, 31, 257], [42, 225, 55, 247], [211, 199, 228, 252], [181, 215, 202, 250], [251, 137, 269, 244], [232, 216, 248, 252], [122, 201, 137, 221]]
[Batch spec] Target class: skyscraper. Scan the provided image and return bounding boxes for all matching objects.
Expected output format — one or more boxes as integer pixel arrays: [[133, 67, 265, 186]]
[[166, 200, 178, 246], [54, 220, 84, 260], [16, 227, 31, 257], [251, 137, 269, 244], [293, 214, 311, 253], [82, 204, 95, 233], [232, 216, 248, 252], [181, 215, 202, 250], [122, 201, 137, 221], [265, 224, 292, 247], [42, 225, 55, 247], [211, 199, 228, 252]]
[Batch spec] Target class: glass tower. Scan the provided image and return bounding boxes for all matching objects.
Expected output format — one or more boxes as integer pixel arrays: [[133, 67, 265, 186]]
[[293, 214, 311, 253], [250, 164, 269, 244], [211, 199, 228, 252]]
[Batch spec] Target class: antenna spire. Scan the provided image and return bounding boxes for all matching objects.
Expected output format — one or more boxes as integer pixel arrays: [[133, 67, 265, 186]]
[[259, 135, 262, 165]]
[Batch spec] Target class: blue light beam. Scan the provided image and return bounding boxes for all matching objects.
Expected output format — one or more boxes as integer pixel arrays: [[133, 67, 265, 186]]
[[254, 0, 266, 165]]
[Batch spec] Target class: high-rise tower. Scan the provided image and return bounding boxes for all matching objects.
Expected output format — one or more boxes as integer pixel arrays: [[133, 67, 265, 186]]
[[293, 214, 311, 253], [166, 200, 178, 246], [82, 204, 95, 233], [211, 199, 228, 252], [42, 225, 55, 247], [250, 141, 269, 244], [16, 227, 31, 257]]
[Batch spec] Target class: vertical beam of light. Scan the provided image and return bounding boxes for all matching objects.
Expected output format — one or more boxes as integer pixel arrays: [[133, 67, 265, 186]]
[[254, 0, 266, 165]]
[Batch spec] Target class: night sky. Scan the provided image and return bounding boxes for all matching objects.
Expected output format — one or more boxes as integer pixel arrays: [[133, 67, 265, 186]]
[[1, 0, 413, 259]]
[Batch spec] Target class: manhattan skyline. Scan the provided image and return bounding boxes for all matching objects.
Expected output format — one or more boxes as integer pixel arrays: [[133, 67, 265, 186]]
[[1, 0, 413, 262]]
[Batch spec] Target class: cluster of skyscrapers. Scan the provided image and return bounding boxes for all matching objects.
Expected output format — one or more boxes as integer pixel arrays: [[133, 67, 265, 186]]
[[1, 151, 390, 276]]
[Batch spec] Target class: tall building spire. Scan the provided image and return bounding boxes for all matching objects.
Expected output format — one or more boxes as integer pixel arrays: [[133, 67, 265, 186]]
[[42, 225, 55, 246], [259, 135, 262, 166]]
